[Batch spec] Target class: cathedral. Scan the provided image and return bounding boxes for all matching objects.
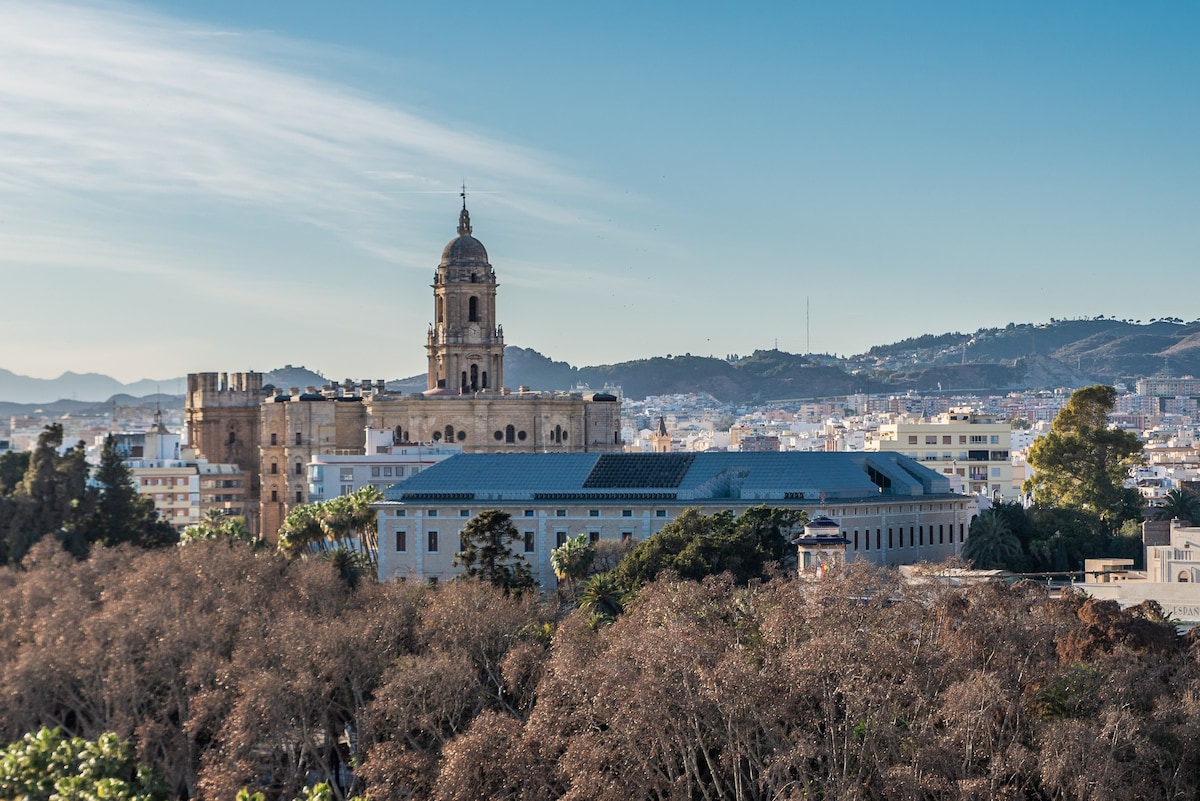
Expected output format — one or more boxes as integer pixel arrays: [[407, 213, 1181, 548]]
[[186, 201, 623, 537]]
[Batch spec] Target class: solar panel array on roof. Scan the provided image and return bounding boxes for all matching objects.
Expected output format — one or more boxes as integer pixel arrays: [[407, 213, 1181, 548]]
[[583, 453, 696, 488]]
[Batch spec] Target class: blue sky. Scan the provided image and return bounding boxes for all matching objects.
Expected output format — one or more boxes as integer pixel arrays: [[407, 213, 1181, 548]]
[[1, 1, 1197, 383]]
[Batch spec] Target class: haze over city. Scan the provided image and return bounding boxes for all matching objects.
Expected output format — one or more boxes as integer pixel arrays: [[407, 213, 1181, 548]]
[[2, 0, 1197, 383]]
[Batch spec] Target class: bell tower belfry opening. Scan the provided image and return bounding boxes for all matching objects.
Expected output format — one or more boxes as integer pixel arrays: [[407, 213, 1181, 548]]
[[425, 192, 505, 394]]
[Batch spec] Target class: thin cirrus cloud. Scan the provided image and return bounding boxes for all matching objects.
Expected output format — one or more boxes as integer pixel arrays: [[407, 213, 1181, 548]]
[[0, 0, 591, 276]]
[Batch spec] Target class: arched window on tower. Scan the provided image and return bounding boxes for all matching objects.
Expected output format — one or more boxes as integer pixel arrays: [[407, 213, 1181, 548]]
[[505, 425, 515, 444], [470, 364, 479, 391], [468, 296, 479, 322], [437, 297, 444, 323], [445, 425, 455, 442], [482, 371, 488, 389]]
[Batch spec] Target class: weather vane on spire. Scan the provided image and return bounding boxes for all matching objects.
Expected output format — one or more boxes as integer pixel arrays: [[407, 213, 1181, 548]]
[[457, 182, 472, 235]]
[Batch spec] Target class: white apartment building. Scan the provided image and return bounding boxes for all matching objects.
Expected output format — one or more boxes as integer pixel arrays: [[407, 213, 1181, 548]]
[[866, 407, 1016, 500], [307, 428, 461, 502]]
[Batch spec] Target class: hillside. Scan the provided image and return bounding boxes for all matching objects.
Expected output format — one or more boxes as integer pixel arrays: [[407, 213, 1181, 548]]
[[4, 318, 1199, 406]]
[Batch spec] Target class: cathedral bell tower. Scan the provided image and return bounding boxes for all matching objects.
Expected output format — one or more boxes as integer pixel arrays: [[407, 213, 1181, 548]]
[[425, 196, 505, 394]]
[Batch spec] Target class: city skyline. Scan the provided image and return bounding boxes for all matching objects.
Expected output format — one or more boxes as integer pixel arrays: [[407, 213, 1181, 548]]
[[2, 1, 1197, 383]]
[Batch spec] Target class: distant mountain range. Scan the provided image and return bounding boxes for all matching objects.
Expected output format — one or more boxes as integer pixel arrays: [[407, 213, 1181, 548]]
[[3, 318, 1199, 408]]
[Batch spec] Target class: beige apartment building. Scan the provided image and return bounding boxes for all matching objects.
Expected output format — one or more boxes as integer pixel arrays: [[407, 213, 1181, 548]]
[[866, 407, 1016, 500]]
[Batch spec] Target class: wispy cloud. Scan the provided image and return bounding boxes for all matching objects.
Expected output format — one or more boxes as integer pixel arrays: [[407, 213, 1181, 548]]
[[0, 0, 592, 268]]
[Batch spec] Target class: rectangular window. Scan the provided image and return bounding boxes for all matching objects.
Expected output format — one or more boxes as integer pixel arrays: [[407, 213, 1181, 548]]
[[295, 432, 302, 445], [942, 435, 952, 445], [427, 510, 438, 517], [865, 530, 870, 550], [959, 435, 967, 444], [395, 530, 407, 552], [907, 435, 918, 445], [395, 509, 406, 517], [340, 484, 353, 496], [888, 528, 893, 548], [556, 531, 567, 547], [656, 510, 667, 518], [589, 510, 600, 517], [271, 489, 278, 502], [371, 466, 380, 477], [925, 435, 937, 445], [524, 532, 535, 553], [270, 433, 277, 446], [339, 468, 354, 482], [556, 510, 567, 517], [876, 529, 881, 550], [622, 510, 633, 517], [383, 467, 392, 477], [621, 531, 633, 543], [427, 531, 439, 552], [854, 530, 860, 550], [295, 490, 303, 503], [990, 435, 1000, 444], [589, 531, 600, 544], [524, 509, 534, 517], [460, 509, 471, 517]]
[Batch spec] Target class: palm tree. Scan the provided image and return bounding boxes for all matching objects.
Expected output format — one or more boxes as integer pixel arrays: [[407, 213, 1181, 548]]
[[277, 504, 326, 558], [577, 573, 631, 624], [1155, 488, 1200, 526], [324, 546, 372, 590], [963, 510, 1022, 569], [551, 534, 595, 599]]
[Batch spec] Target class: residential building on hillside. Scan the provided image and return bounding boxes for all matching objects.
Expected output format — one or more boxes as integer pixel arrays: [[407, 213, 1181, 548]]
[[374, 451, 975, 587]]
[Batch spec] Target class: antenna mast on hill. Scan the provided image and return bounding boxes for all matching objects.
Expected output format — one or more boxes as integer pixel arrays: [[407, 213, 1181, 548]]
[[806, 296, 810, 356]]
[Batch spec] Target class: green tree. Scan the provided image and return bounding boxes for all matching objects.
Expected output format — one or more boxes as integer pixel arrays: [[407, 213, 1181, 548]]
[[612, 506, 806, 589], [323, 545, 373, 590], [0, 728, 169, 801], [1155, 487, 1200, 526], [962, 510, 1021, 569], [454, 510, 535, 592], [0, 450, 30, 496], [0, 424, 93, 564], [82, 435, 177, 550], [1023, 385, 1143, 531], [180, 511, 258, 547], [276, 486, 382, 566], [577, 572, 632, 625], [550, 533, 595, 598]]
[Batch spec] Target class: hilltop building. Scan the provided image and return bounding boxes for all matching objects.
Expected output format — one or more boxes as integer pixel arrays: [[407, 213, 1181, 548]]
[[186, 201, 623, 538], [374, 451, 974, 587]]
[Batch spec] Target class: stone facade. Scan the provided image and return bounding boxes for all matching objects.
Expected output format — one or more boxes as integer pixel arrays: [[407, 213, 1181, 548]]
[[187, 203, 622, 539]]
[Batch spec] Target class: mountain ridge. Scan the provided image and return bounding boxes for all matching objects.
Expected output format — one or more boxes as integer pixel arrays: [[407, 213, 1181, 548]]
[[4, 318, 1198, 406]]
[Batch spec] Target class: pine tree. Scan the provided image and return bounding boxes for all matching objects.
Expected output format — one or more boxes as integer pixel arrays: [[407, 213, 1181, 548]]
[[82, 435, 176, 549]]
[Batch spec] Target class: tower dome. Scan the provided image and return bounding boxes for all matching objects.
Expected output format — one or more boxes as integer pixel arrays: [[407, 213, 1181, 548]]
[[440, 206, 490, 267]]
